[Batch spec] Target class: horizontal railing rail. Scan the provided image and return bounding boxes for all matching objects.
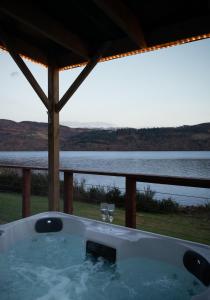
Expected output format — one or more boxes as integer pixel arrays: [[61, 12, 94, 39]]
[[1, 164, 210, 188], [0, 164, 210, 228]]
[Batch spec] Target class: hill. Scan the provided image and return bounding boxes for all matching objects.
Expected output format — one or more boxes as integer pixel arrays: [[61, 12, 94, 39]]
[[0, 119, 210, 151]]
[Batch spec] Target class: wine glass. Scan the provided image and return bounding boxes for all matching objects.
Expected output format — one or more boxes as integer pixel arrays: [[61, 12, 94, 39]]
[[107, 204, 115, 223], [100, 203, 108, 221]]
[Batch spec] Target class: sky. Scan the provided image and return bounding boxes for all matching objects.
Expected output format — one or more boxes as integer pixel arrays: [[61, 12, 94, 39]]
[[0, 38, 210, 128]]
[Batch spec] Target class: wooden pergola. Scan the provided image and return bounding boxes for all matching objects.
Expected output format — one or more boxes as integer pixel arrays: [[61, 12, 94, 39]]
[[0, 0, 210, 211]]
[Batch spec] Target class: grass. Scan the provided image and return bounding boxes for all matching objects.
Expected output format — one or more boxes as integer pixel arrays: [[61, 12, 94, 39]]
[[0, 192, 209, 245]]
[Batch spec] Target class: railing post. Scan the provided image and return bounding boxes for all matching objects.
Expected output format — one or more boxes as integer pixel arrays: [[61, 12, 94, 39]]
[[22, 168, 31, 218], [64, 171, 73, 214], [125, 176, 136, 228]]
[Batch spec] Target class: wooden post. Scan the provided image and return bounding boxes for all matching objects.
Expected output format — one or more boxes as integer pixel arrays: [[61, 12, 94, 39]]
[[48, 65, 60, 211], [64, 171, 74, 214], [22, 168, 31, 218], [125, 176, 136, 228]]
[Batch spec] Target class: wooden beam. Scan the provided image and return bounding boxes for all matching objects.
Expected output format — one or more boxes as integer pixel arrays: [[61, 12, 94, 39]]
[[93, 0, 146, 48], [56, 42, 110, 112], [57, 37, 135, 69], [0, 31, 49, 109], [0, 30, 48, 66], [56, 58, 98, 112], [0, 2, 89, 59], [48, 65, 60, 211]]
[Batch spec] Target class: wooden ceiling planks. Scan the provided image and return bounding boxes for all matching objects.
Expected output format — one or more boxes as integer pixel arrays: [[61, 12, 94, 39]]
[[0, 0, 209, 70]]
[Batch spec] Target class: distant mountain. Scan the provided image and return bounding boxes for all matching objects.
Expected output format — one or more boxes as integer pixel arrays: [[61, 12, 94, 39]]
[[61, 121, 115, 129], [0, 119, 210, 151]]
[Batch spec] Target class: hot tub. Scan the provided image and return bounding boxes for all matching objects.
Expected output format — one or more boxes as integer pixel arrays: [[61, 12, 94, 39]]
[[0, 212, 209, 300]]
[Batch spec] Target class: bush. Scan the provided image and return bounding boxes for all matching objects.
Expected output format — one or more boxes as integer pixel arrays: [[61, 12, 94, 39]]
[[136, 187, 179, 213], [86, 185, 106, 204], [136, 187, 159, 212], [106, 187, 124, 207], [158, 198, 179, 213], [73, 178, 87, 202], [31, 172, 48, 196], [0, 169, 180, 213], [0, 168, 22, 193], [0, 169, 48, 196]]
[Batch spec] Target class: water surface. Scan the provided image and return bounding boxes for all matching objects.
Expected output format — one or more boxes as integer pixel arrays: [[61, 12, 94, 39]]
[[0, 151, 209, 205], [0, 233, 205, 300]]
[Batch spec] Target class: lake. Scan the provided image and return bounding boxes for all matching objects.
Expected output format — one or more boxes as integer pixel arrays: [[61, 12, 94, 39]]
[[0, 151, 209, 206]]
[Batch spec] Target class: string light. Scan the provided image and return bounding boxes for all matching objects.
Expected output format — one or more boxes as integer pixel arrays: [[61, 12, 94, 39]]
[[1, 32, 210, 71], [0, 44, 47, 67], [20, 54, 46, 68], [61, 33, 210, 71], [0, 45, 7, 52]]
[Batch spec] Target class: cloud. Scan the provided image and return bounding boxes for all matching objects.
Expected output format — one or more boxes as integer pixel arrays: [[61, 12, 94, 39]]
[[10, 71, 19, 77]]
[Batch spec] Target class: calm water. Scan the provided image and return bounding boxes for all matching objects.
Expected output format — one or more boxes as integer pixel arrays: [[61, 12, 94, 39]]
[[0, 233, 205, 300], [0, 151, 210, 205]]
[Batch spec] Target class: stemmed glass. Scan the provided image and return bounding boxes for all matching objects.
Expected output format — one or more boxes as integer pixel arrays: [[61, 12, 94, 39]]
[[100, 203, 108, 221], [100, 203, 115, 223], [107, 204, 115, 223]]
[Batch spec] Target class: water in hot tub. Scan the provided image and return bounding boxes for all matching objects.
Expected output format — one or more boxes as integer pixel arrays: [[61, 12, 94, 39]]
[[0, 233, 205, 300]]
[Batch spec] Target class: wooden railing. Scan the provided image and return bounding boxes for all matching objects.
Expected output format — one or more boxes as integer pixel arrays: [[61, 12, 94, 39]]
[[0, 164, 210, 228]]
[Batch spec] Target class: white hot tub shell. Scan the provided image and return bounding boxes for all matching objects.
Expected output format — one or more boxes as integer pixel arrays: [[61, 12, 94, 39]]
[[0, 212, 209, 300]]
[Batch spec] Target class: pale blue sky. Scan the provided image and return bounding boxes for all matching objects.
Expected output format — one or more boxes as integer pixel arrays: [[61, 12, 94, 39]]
[[0, 38, 210, 128]]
